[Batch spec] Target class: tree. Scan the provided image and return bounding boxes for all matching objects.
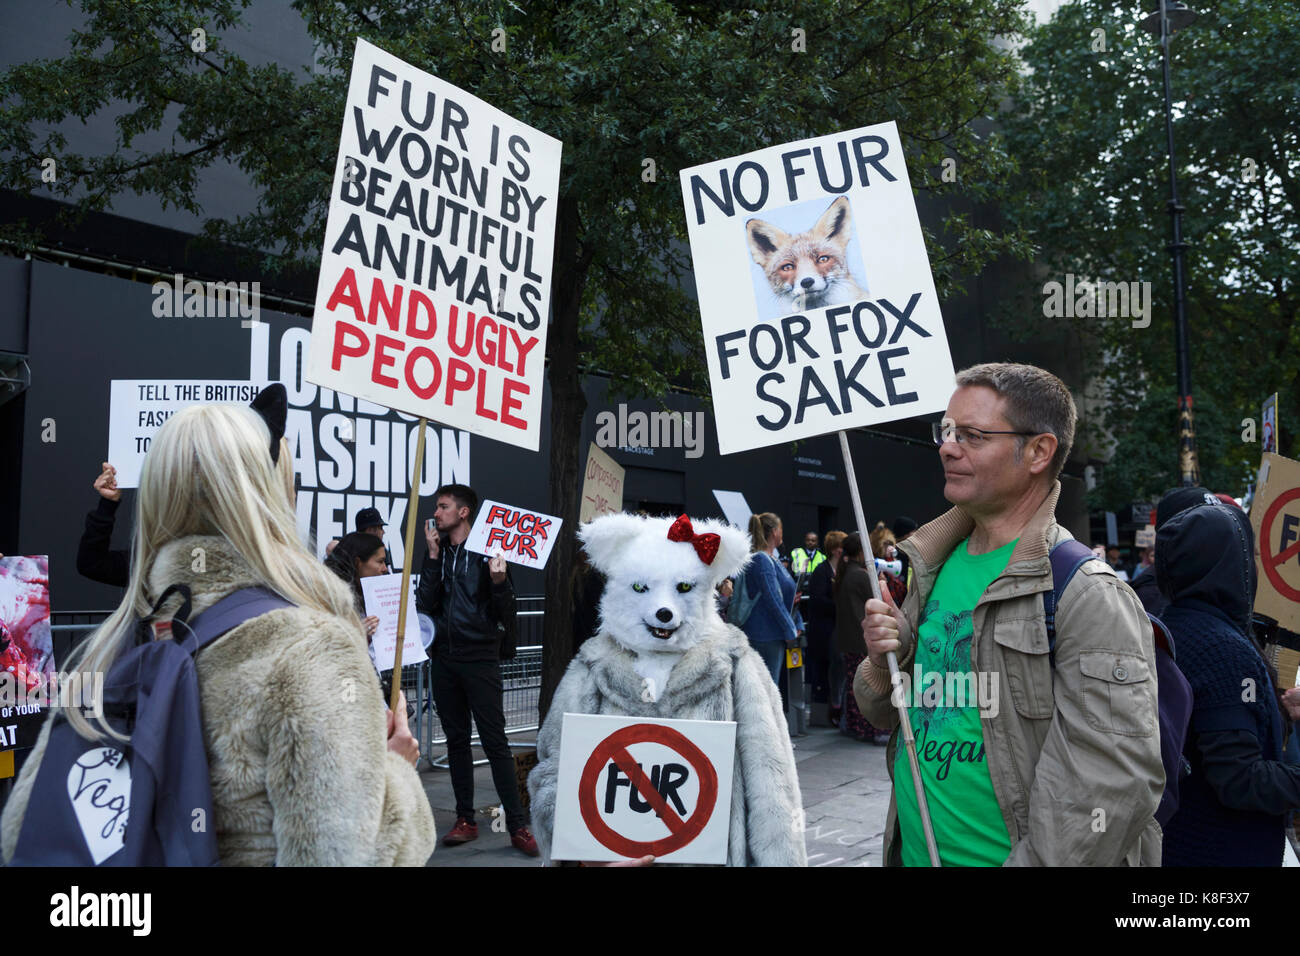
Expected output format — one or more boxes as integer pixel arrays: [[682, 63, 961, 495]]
[[1, 0, 1032, 718], [997, 0, 1299, 510]]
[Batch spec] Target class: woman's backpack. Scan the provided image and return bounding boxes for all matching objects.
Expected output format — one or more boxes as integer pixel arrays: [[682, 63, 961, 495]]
[[8, 585, 293, 866]]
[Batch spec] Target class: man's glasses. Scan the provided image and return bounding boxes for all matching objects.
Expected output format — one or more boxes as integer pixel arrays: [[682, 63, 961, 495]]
[[932, 420, 1039, 449]]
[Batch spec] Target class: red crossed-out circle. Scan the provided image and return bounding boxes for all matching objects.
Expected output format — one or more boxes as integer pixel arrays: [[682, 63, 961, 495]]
[[578, 723, 719, 859], [1261, 488, 1300, 603]]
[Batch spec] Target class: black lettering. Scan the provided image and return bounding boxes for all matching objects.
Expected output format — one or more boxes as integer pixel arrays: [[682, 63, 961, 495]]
[[733, 161, 769, 211], [749, 325, 782, 371], [835, 354, 885, 410], [879, 347, 917, 405], [756, 373, 791, 430], [716, 330, 745, 379], [794, 366, 839, 424], [851, 134, 898, 186], [824, 306, 852, 354], [780, 313, 818, 363], [852, 301, 888, 348], [629, 764, 657, 813], [781, 148, 812, 201], [352, 106, 400, 163], [883, 293, 929, 343], [658, 763, 690, 816], [690, 171, 732, 225], [604, 763, 630, 814]]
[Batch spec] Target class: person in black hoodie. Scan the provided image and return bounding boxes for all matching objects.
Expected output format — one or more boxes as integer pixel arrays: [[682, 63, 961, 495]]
[[415, 483, 536, 856], [1157, 494, 1300, 866]]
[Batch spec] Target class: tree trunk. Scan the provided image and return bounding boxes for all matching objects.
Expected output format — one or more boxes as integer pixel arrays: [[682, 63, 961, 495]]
[[539, 196, 590, 724]]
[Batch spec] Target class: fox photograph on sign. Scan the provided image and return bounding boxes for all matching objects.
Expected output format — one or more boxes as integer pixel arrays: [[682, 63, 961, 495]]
[[679, 121, 955, 454], [306, 38, 562, 450], [464, 499, 561, 570], [550, 713, 736, 865]]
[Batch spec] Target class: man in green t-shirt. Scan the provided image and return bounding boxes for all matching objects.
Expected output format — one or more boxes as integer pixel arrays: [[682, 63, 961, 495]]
[[855, 363, 1163, 867]]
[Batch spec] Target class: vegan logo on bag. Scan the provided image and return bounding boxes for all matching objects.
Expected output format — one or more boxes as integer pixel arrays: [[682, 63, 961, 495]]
[[67, 747, 132, 864]]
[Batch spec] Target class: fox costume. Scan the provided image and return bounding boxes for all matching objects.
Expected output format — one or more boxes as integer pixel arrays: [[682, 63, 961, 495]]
[[528, 513, 807, 866]]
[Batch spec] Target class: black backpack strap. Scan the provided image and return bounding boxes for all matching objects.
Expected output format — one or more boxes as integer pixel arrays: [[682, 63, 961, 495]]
[[1044, 539, 1097, 666], [176, 587, 295, 655]]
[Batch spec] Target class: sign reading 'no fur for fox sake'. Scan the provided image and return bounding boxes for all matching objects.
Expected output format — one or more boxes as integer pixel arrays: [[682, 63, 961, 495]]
[[680, 122, 955, 454], [307, 39, 562, 451]]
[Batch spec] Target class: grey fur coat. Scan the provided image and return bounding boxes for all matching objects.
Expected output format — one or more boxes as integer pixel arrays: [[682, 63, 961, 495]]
[[528, 624, 807, 866], [1, 535, 437, 866]]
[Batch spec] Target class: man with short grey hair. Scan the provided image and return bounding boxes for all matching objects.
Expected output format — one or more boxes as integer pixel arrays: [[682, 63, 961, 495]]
[[856, 362, 1163, 866]]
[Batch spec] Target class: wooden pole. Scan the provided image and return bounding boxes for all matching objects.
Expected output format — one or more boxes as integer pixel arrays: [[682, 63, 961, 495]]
[[389, 416, 427, 714], [837, 429, 941, 867]]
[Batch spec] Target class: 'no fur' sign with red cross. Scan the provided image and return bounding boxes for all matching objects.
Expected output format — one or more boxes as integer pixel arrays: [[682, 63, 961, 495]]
[[551, 714, 736, 864], [1251, 452, 1300, 632]]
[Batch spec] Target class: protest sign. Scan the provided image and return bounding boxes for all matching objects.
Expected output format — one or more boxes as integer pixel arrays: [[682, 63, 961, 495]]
[[0, 555, 54, 755], [465, 499, 561, 569], [1250, 452, 1300, 632], [108, 380, 268, 488], [579, 444, 625, 523], [1135, 525, 1156, 549], [306, 38, 562, 451], [1263, 393, 1278, 454], [551, 713, 736, 864], [361, 573, 427, 671], [679, 121, 955, 454]]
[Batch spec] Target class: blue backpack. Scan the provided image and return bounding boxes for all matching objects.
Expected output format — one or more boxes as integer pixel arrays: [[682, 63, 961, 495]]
[[9, 585, 292, 866], [1044, 539, 1193, 828]]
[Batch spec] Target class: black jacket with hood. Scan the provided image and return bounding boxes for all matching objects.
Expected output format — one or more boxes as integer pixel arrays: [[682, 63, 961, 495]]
[[415, 535, 516, 662], [1156, 500, 1300, 866]]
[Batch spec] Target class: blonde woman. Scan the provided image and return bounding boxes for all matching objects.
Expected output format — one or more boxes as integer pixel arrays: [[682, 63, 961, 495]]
[[0, 403, 436, 866]]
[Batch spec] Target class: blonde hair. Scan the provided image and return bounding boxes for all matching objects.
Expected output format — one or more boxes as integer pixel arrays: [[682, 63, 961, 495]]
[[748, 512, 781, 554], [66, 404, 358, 743], [869, 526, 897, 560]]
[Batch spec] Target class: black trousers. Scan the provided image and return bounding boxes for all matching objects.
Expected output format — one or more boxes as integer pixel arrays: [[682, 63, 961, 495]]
[[429, 651, 527, 832]]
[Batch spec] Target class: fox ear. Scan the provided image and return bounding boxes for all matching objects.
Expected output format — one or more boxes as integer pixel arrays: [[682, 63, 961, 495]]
[[746, 218, 791, 268], [811, 196, 853, 247], [578, 513, 647, 575]]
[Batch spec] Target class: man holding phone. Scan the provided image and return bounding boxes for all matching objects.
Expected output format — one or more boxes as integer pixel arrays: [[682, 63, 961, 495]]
[[415, 483, 537, 856]]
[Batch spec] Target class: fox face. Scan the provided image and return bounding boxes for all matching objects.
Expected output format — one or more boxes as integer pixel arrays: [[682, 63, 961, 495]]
[[579, 513, 750, 660], [747, 196, 867, 311]]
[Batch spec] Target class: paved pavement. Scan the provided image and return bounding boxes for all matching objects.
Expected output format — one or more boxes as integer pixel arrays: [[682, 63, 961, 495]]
[[419, 725, 892, 867]]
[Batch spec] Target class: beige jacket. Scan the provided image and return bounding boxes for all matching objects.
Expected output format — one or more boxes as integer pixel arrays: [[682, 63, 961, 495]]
[[853, 481, 1163, 866], [2, 536, 436, 866]]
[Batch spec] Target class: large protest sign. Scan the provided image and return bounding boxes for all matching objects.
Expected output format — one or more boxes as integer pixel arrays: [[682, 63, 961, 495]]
[[107, 379, 268, 487], [361, 573, 427, 671], [306, 38, 562, 451], [1251, 452, 1300, 632], [579, 444, 624, 523], [465, 499, 561, 569], [551, 713, 736, 864], [679, 121, 955, 454], [0, 556, 54, 756]]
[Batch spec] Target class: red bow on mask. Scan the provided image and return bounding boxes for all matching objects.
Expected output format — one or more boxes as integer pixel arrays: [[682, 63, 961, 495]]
[[667, 514, 720, 565]]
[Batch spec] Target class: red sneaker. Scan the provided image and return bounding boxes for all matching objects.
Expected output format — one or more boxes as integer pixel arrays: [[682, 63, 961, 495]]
[[442, 817, 479, 846], [511, 826, 540, 857]]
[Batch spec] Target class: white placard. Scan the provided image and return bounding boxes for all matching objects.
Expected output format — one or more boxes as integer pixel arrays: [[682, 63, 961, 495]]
[[107, 380, 267, 487], [464, 498, 560, 570], [361, 573, 426, 670], [679, 121, 955, 454], [551, 713, 736, 864], [305, 38, 562, 451]]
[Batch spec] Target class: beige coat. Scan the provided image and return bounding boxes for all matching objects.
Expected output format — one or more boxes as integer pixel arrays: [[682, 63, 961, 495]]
[[854, 481, 1163, 866], [2, 536, 436, 866]]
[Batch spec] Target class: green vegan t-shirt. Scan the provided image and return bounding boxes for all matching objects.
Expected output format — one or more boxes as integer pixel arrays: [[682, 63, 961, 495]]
[[894, 535, 1019, 867]]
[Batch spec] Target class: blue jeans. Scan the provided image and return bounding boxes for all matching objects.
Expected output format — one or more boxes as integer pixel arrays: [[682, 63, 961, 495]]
[[752, 640, 783, 686]]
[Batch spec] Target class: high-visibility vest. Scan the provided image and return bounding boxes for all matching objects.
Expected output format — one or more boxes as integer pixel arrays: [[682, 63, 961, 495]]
[[790, 548, 826, 576]]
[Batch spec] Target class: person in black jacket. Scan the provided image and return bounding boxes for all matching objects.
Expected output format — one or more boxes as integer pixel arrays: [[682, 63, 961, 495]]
[[1157, 495, 1300, 865], [415, 483, 537, 856], [76, 462, 130, 587], [76, 386, 291, 589]]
